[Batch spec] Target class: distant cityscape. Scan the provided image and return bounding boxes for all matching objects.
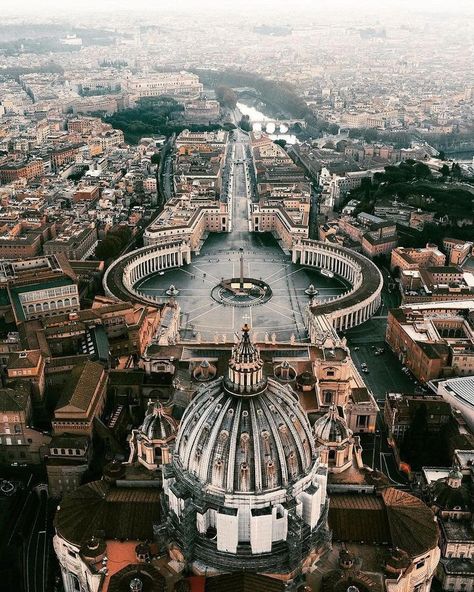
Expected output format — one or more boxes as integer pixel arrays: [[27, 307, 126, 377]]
[[0, 3, 474, 592]]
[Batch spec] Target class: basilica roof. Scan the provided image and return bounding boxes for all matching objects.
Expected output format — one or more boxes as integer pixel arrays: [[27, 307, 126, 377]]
[[329, 487, 439, 558], [54, 480, 160, 546]]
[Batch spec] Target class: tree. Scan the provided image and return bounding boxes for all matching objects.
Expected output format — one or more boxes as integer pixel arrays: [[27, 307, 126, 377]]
[[274, 139, 287, 149], [95, 235, 123, 260], [438, 149, 446, 161], [414, 162, 431, 180], [451, 162, 462, 179], [151, 153, 161, 165], [440, 164, 450, 177], [215, 85, 237, 109], [239, 115, 252, 132]]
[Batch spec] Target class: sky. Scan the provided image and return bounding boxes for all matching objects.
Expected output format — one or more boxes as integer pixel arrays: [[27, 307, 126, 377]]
[[5, 0, 474, 14]]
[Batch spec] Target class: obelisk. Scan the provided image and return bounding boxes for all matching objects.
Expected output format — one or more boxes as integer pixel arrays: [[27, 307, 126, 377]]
[[239, 247, 244, 289]]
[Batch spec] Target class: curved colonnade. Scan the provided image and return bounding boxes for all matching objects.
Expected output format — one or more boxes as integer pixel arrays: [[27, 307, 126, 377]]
[[103, 238, 383, 336], [292, 239, 383, 333], [103, 240, 191, 306]]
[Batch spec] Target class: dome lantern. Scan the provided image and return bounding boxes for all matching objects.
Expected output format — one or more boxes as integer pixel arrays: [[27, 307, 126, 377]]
[[224, 324, 266, 396]]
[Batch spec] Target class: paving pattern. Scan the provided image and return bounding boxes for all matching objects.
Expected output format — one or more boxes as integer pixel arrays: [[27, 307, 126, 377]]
[[138, 234, 348, 342]]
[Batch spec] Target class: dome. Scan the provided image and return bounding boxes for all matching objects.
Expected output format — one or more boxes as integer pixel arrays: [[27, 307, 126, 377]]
[[314, 405, 351, 444], [174, 325, 317, 493], [140, 402, 177, 442], [296, 371, 316, 386], [430, 475, 471, 512]]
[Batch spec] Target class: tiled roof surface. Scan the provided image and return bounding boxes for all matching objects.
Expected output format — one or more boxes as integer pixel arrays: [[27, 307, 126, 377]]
[[54, 480, 160, 546], [56, 360, 104, 412], [204, 573, 285, 592], [0, 383, 30, 412], [329, 488, 438, 558]]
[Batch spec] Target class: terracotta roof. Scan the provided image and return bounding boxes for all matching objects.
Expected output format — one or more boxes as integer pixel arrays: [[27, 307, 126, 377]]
[[0, 383, 30, 412], [382, 488, 439, 557], [329, 494, 390, 544], [204, 573, 285, 592], [8, 349, 42, 369], [329, 488, 438, 558], [351, 387, 371, 403], [55, 360, 105, 412], [54, 480, 160, 546]]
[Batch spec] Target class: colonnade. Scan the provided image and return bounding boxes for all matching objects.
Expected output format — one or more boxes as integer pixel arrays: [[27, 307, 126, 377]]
[[103, 241, 191, 306], [293, 239, 383, 336]]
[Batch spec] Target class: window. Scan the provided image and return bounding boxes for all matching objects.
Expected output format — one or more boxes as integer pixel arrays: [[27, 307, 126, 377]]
[[415, 559, 425, 569], [323, 390, 334, 404]]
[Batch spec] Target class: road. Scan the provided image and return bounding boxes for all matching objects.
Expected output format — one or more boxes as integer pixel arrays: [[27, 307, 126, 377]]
[[23, 487, 50, 592], [231, 137, 251, 238]]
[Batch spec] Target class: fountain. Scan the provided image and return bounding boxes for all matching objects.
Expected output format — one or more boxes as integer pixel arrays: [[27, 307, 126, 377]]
[[305, 284, 319, 297], [165, 285, 180, 297]]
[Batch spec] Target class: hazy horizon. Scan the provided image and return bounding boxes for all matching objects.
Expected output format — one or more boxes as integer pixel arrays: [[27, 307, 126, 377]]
[[4, 0, 474, 17]]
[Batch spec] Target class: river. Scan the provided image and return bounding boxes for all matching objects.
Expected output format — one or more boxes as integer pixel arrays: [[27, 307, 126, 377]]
[[237, 102, 299, 144]]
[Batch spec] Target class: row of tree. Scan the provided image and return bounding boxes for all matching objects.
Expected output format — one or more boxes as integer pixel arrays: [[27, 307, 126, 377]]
[[104, 96, 225, 144], [95, 225, 132, 261]]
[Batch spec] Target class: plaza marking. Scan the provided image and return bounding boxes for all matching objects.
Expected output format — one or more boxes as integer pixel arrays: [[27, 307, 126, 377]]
[[260, 302, 297, 322], [265, 267, 306, 285], [264, 298, 304, 317], [188, 265, 221, 283], [187, 303, 225, 323], [261, 264, 292, 282], [182, 301, 217, 316]]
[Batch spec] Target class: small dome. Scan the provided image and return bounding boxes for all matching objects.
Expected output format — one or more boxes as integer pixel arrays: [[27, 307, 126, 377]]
[[431, 473, 471, 512], [140, 402, 177, 442], [296, 371, 316, 386], [274, 360, 297, 382], [314, 405, 351, 444], [192, 359, 217, 382], [448, 466, 463, 483]]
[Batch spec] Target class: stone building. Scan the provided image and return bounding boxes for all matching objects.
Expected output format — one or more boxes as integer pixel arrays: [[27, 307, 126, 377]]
[[0, 381, 50, 465], [423, 463, 474, 592], [46, 433, 91, 498]]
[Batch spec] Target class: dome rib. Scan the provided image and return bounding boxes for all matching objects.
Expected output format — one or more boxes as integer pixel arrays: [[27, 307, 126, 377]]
[[249, 397, 263, 492], [201, 395, 232, 486], [260, 392, 289, 488], [226, 397, 242, 493]]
